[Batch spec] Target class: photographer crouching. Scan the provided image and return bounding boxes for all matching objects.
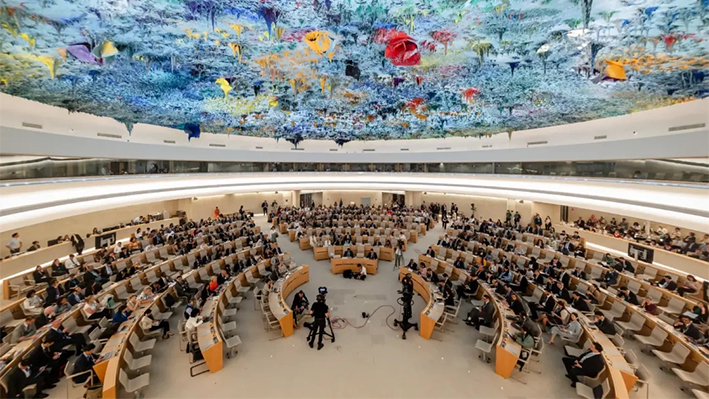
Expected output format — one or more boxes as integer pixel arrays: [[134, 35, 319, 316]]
[[308, 294, 330, 350]]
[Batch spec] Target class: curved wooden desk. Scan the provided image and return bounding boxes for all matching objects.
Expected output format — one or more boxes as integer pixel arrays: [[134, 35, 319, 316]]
[[476, 284, 523, 379], [100, 286, 177, 399], [0, 308, 83, 398], [397, 266, 443, 339], [331, 258, 378, 275], [269, 265, 310, 338]]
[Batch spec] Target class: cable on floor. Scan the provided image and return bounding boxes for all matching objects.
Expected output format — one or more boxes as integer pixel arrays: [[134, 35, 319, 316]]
[[330, 304, 399, 331]]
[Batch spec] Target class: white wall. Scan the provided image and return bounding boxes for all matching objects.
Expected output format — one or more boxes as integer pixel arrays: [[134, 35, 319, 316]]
[[532, 202, 562, 224], [1, 173, 707, 233], [1, 93, 707, 163], [321, 191, 384, 207], [0, 200, 178, 258], [176, 192, 290, 221], [420, 193, 508, 221]]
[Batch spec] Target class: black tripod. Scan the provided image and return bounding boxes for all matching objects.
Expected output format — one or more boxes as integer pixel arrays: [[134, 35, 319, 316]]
[[393, 293, 418, 339], [306, 317, 335, 344]]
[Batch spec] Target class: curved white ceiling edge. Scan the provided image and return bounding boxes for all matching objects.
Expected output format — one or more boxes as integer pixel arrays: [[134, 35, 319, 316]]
[[0, 173, 707, 232], [1, 93, 708, 163]]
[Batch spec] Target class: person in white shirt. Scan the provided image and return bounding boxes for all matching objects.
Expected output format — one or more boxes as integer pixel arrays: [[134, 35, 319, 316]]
[[133, 216, 142, 224], [113, 242, 123, 254], [64, 254, 80, 273], [354, 263, 367, 280], [185, 310, 203, 333], [6, 232, 22, 254], [22, 290, 43, 315]]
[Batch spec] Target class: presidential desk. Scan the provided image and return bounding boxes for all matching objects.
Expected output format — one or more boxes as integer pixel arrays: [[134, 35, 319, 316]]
[[397, 266, 443, 340], [269, 265, 310, 337], [331, 258, 378, 275]]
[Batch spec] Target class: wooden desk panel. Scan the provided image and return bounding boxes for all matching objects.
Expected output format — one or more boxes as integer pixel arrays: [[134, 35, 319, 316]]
[[331, 258, 378, 275], [269, 266, 310, 338], [379, 247, 393, 261], [313, 247, 330, 261], [299, 237, 312, 250]]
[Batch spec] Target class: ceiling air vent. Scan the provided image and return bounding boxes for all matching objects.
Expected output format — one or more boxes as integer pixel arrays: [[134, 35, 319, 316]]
[[163, 140, 176, 144], [209, 143, 226, 148], [329, 149, 338, 152], [255, 146, 263, 149], [97, 133, 122, 139], [593, 135, 607, 140], [436, 147, 451, 150], [527, 141, 548, 147], [362, 149, 376, 152], [668, 123, 705, 132], [400, 148, 409, 151], [22, 122, 43, 129], [482, 145, 493, 149], [290, 148, 304, 151]]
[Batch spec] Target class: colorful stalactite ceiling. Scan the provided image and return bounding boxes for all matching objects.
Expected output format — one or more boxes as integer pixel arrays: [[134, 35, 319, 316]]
[[0, 0, 708, 143]]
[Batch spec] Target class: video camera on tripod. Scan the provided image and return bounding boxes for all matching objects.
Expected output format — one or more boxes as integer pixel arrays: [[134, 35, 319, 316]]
[[394, 274, 418, 339]]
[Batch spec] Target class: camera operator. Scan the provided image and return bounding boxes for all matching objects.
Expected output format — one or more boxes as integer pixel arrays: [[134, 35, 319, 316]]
[[291, 290, 309, 329], [308, 294, 330, 350]]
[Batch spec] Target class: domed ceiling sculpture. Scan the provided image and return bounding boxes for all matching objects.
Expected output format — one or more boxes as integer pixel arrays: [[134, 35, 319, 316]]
[[0, 0, 707, 143]]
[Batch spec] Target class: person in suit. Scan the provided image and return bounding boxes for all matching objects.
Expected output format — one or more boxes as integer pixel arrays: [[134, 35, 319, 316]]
[[456, 276, 479, 299], [43, 279, 65, 307], [32, 266, 50, 285], [530, 289, 556, 320], [507, 292, 526, 316], [657, 275, 678, 292], [465, 295, 494, 330], [175, 276, 197, 299], [34, 307, 56, 329], [617, 286, 640, 305], [571, 267, 586, 280], [556, 281, 573, 303], [8, 359, 53, 398], [46, 319, 85, 354], [67, 286, 84, 306], [594, 312, 617, 335], [674, 315, 702, 341], [598, 269, 619, 289], [216, 269, 230, 285], [50, 259, 69, 277], [343, 247, 354, 258], [11, 317, 37, 344], [366, 248, 378, 260], [562, 342, 605, 387], [72, 343, 101, 385], [570, 292, 591, 312], [27, 338, 68, 385], [425, 246, 436, 257]]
